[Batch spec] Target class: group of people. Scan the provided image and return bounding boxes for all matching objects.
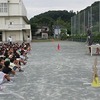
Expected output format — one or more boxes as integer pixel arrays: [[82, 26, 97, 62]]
[[0, 42, 31, 86]]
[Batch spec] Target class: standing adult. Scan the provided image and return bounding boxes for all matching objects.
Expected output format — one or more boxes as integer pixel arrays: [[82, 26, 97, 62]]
[[7, 36, 12, 45], [87, 28, 93, 53]]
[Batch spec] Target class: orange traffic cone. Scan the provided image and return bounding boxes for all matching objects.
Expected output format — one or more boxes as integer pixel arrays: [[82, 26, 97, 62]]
[[57, 43, 60, 50]]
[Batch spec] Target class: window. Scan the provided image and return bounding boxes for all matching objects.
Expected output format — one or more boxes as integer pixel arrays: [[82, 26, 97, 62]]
[[0, 3, 8, 13], [10, 22, 12, 25]]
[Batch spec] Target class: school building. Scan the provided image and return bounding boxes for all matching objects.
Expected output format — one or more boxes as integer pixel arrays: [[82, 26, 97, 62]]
[[0, 0, 31, 42]]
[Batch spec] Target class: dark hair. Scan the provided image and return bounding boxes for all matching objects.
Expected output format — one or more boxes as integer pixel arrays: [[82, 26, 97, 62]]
[[4, 61, 10, 67], [10, 57, 15, 63], [0, 57, 3, 62], [0, 64, 2, 69]]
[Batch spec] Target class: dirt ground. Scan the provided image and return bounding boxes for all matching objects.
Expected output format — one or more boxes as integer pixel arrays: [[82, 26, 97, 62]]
[[0, 41, 100, 100]]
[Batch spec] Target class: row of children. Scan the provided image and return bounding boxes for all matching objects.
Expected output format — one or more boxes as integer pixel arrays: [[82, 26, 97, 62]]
[[0, 42, 31, 85]]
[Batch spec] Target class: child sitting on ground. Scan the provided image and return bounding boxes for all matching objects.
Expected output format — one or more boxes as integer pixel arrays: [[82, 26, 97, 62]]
[[0, 64, 10, 84], [2, 60, 15, 75], [10, 57, 23, 72]]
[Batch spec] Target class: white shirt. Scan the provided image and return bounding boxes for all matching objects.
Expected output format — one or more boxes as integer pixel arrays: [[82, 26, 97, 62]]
[[27, 37, 31, 43], [10, 62, 16, 69], [8, 37, 12, 42], [0, 71, 5, 84], [20, 55, 25, 60]]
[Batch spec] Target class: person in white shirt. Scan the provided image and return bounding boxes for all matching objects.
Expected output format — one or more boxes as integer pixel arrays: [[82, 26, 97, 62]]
[[0, 64, 10, 84], [7, 36, 12, 45]]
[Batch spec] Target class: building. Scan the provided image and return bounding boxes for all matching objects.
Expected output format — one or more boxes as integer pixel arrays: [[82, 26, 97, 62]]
[[0, 0, 31, 42], [41, 26, 49, 39], [35, 26, 49, 39], [53, 25, 61, 38]]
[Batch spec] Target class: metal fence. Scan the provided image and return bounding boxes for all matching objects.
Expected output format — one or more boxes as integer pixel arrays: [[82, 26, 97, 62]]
[[71, 1, 100, 35]]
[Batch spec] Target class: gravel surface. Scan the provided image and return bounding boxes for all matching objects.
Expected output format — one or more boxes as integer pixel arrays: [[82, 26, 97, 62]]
[[0, 41, 100, 100]]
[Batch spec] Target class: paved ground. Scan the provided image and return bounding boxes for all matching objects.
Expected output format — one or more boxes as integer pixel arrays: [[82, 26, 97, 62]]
[[1, 41, 100, 100]]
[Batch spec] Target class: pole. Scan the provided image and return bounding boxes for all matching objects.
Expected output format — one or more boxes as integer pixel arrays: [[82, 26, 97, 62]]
[[84, 10, 86, 34]]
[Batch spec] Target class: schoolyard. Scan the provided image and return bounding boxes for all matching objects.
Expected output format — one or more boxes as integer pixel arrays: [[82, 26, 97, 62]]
[[0, 41, 100, 100]]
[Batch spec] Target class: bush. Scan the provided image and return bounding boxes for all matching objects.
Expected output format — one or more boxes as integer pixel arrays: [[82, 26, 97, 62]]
[[60, 33, 68, 40]]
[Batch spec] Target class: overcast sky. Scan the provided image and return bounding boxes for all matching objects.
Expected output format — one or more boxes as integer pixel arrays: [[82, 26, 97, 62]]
[[23, 0, 97, 19]]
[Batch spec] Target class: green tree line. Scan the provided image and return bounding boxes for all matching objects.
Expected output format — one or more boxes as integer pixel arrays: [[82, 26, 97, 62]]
[[29, 10, 76, 38]]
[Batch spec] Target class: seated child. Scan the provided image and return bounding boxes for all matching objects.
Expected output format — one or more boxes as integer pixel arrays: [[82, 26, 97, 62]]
[[0, 64, 10, 84], [2, 61, 15, 75], [10, 57, 23, 72]]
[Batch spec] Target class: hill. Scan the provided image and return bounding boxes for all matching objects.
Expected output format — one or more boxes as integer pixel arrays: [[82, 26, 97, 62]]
[[29, 10, 76, 37]]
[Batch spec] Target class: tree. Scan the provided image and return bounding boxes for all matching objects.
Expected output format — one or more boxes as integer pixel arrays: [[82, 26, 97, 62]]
[[29, 10, 76, 38], [30, 23, 38, 38]]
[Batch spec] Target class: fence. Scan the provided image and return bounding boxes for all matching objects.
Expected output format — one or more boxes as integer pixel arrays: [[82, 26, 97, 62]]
[[71, 1, 100, 36]]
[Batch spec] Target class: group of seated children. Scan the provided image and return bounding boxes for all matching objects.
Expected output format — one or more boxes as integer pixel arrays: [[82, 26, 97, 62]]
[[0, 42, 31, 85]]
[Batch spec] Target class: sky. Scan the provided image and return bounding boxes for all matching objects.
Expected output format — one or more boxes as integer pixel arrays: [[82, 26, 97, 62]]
[[23, 0, 97, 19]]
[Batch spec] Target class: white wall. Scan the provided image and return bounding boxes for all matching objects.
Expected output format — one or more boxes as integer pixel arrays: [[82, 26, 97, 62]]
[[8, 4, 20, 15], [0, 0, 27, 16], [5, 31, 23, 41], [5, 17, 21, 25], [0, 18, 4, 25], [0, 0, 31, 42], [0, 0, 8, 3], [21, 17, 27, 24], [8, 0, 27, 16], [9, 0, 20, 3]]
